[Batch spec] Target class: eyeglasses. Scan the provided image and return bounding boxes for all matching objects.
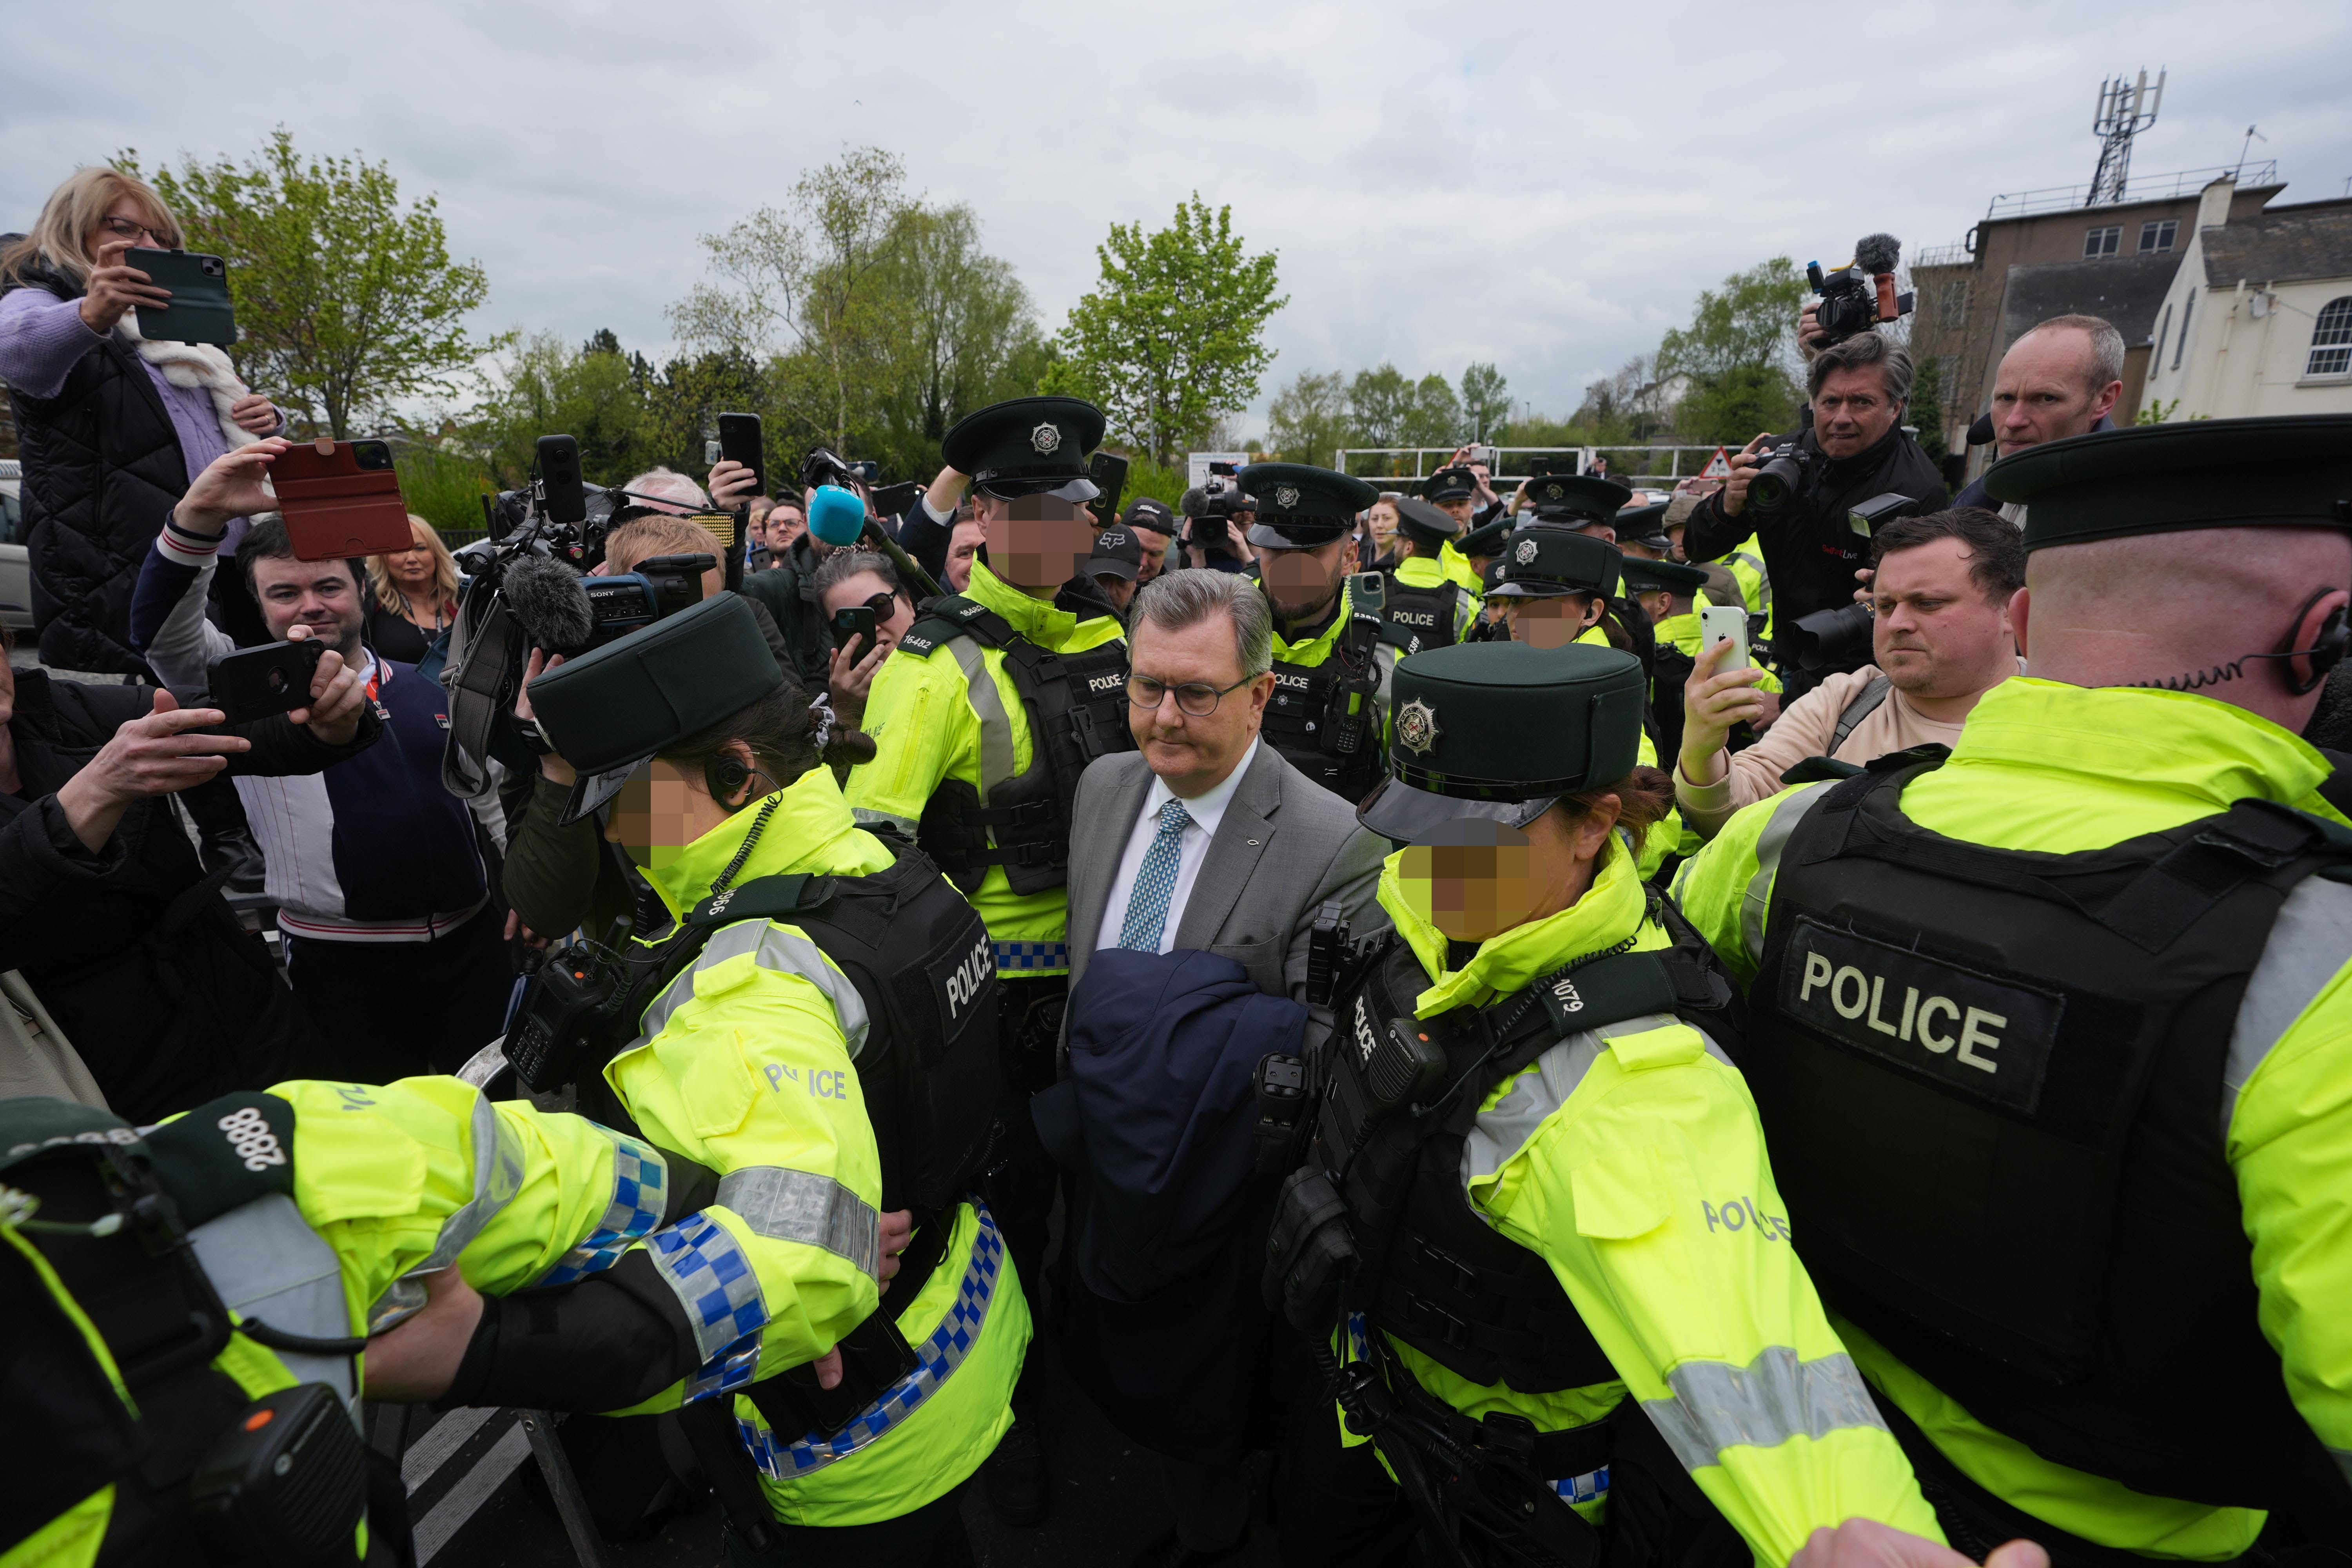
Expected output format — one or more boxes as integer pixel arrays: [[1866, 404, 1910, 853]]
[[97, 216, 172, 246], [1127, 673, 1254, 718]]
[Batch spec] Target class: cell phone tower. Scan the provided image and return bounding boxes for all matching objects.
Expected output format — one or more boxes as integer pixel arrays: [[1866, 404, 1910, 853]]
[[2089, 69, 2165, 205]]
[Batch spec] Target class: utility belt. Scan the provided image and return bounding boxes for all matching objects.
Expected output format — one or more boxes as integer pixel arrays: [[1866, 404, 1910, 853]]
[[2, 1094, 377, 1567]]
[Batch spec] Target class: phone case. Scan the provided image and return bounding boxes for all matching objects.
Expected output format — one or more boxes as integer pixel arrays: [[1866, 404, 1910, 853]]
[[272, 440, 414, 561], [126, 249, 236, 346]]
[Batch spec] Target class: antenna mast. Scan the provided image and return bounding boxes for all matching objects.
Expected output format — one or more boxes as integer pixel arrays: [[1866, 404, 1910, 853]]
[[2089, 69, 2165, 204]]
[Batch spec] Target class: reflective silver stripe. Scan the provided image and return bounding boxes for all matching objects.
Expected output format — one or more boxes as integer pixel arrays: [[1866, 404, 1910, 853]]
[[851, 807, 919, 836], [1732, 550, 1770, 611], [945, 635, 1016, 796], [717, 1166, 881, 1280], [366, 1089, 525, 1333], [1641, 1347, 1886, 1472], [637, 921, 872, 1060], [192, 1194, 356, 1408], [2222, 877, 2352, 1140], [1462, 1017, 1732, 1192], [1742, 782, 1836, 965]]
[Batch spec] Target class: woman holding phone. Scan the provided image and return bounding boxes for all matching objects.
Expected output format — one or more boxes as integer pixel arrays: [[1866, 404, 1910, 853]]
[[0, 167, 287, 675]]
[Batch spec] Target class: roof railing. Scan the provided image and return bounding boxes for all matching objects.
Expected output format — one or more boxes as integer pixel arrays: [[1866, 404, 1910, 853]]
[[1983, 161, 2276, 222]]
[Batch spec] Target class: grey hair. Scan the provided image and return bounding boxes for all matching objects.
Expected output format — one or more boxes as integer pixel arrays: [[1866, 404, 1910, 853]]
[[1133, 568, 1273, 678], [2020, 313, 2126, 394], [810, 548, 904, 601], [1808, 329, 1915, 404], [620, 466, 711, 508]]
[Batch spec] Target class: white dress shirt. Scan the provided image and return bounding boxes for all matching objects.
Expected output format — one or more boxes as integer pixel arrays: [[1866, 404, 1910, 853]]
[[1096, 737, 1261, 955]]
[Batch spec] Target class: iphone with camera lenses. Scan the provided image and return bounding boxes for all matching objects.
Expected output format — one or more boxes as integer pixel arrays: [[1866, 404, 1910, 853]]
[[718, 412, 764, 494], [126, 248, 236, 346], [831, 606, 878, 668], [271, 439, 414, 561], [207, 640, 325, 726]]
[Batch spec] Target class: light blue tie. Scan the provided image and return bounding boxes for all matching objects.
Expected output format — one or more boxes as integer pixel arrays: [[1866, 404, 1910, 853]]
[[1118, 799, 1193, 952]]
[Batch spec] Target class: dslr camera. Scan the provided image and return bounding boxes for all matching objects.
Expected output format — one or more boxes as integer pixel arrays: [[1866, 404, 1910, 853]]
[[1180, 462, 1255, 550], [1808, 233, 1916, 349], [1746, 439, 1822, 514]]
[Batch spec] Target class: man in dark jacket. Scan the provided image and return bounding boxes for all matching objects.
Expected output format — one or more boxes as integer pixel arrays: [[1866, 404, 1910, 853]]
[[1682, 330, 1946, 699], [0, 622, 374, 1121]]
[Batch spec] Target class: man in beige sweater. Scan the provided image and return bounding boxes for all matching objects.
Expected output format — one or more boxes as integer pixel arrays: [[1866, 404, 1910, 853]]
[[1676, 508, 2025, 838]]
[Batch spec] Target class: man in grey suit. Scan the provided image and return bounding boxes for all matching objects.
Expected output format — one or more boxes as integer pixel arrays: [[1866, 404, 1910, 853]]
[[1061, 568, 1388, 1567]]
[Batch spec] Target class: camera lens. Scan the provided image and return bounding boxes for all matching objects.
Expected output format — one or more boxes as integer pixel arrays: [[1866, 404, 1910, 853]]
[[265, 669, 288, 694]]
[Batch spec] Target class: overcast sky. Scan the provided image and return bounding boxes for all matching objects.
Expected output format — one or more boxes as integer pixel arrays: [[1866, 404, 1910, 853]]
[[7, 0, 2348, 436]]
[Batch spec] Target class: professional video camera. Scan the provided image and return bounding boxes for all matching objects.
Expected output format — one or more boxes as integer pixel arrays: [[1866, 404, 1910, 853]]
[[1180, 461, 1256, 549], [1807, 234, 1915, 348]]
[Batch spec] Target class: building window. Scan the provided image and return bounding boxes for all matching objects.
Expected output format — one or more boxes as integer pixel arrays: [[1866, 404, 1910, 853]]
[[2310, 298, 2352, 377], [2084, 225, 2122, 258], [2172, 292, 2194, 370], [2137, 220, 2178, 254], [2154, 302, 2174, 370]]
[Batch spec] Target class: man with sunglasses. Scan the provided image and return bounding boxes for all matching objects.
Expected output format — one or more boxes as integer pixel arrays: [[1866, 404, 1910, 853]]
[[842, 394, 1136, 1528]]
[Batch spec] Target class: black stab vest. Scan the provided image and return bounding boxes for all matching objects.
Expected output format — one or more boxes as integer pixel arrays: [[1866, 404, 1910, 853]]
[[1262, 603, 1388, 804]]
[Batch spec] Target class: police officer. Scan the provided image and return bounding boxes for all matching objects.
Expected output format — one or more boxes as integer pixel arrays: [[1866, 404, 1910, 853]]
[[1385, 497, 1478, 653], [1484, 529, 1689, 879], [1666, 492, 1773, 646], [514, 592, 1022, 1563], [1670, 415, 2352, 1567], [1523, 472, 1632, 541], [1236, 462, 1394, 804], [1266, 641, 1940, 1568], [842, 394, 1132, 1524], [1421, 464, 1492, 592], [0, 1077, 641, 1565]]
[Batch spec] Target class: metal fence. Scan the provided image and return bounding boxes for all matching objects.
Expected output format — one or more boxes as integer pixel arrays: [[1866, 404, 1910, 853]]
[[1982, 160, 2276, 223], [1333, 445, 1728, 487]]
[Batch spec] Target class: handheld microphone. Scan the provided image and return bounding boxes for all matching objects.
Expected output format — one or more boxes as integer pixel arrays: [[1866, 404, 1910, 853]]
[[808, 486, 868, 548]]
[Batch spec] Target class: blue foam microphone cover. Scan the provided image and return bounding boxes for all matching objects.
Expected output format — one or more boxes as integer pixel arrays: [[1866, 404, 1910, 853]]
[[808, 485, 867, 548]]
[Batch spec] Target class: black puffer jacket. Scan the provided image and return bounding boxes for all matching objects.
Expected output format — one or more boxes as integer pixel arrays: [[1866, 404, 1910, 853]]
[[2, 266, 187, 675], [1683, 420, 1946, 688], [735, 535, 840, 692], [0, 670, 379, 1120]]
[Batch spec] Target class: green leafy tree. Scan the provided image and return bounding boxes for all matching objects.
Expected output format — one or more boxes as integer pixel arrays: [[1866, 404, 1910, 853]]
[[129, 130, 497, 439], [1399, 372, 1463, 447], [865, 203, 1048, 479], [1266, 370, 1353, 466], [1907, 354, 1950, 465], [1460, 361, 1510, 441], [1655, 258, 1808, 444], [1047, 194, 1286, 468], [472, 330, 656, 487], [1347, 365, 1413, 447]]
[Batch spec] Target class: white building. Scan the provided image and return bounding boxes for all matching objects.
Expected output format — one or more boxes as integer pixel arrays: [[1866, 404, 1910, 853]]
[[2139, 179, 2352, 419]]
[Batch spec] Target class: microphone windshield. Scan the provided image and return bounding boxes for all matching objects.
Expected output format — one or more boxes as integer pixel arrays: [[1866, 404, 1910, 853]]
[[1853, 233, 1902, 276], [503, 555, 595, 656], [808, 485, 868, 548]]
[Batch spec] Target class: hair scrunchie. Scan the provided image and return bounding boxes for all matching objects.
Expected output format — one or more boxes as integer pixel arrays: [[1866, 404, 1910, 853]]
[[808, 692, 837, 752]]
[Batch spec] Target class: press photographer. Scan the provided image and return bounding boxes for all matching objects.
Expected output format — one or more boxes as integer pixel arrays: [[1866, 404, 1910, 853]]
[[129, 438, 515, 1084], [1681, 327, 1944, 699], [1180, 464, 1258, 573]]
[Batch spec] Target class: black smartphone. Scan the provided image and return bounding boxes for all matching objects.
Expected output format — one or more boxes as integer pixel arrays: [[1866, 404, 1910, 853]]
[[126, 248, 235, 346], [207, 641, 325, 726], [830, 606, 878, 667], [1087, 452, 1129, 527], [536, 435, 585, 525], [718, 412, 764, 494]]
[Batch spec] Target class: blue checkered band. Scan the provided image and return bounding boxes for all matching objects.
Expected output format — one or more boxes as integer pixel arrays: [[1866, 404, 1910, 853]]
[[734, 1203, 1006, 1479], [991, 941, 1069, 972], [1345, 1310, 1371, 1364], [532, 1125, 667, 1289], [648, 1210, 769, 1374], [1553, 1467, 1609, 1504], [685, 1341, 762, 1404]]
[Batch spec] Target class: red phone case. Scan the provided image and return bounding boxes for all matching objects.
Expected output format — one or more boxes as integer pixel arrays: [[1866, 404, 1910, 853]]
[[272, 439, 412, 561]]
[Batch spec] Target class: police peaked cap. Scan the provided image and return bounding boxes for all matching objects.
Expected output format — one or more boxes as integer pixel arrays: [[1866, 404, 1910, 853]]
[[1239, 462, 1379, 549], [529, 593, 785, 824], [1525, 473, 1633, 523], [1457, 515, 1514, 559], [1482, 526, 1622, 600], [941, 396, 1106, 499], [1985, 414, 2352, 552], [1423, 465, 1480, 504], [1358, 641, 1648, 844], [1394, 496, 1461, 548], [1619, 555, 1711, 597], [1616, 501, 1672, 551]]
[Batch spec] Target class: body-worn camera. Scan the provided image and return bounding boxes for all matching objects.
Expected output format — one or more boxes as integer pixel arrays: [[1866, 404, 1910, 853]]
[[1808, 233, 1916, 348]]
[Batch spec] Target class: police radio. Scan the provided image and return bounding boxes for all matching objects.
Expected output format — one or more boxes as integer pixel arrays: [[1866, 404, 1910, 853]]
[[505, 941, 637, 1092]]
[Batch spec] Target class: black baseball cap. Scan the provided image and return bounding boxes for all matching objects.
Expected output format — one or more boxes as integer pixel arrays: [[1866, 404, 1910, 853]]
[[1085, 524, 1143, 582], [1985, 415, 2352, 552], [1121, 496, 1176, 535], [529, 594, 784, 824], [1357, 641, 1648, 844], [941, 396, 1106, 500], [1482, 527, 1622, 600], [1239, 462, 1379, 549]]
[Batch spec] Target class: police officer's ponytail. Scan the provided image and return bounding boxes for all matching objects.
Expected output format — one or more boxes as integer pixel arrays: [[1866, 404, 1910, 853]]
[[662, 669, 877, 801], [1552, 765, 1675, 856]]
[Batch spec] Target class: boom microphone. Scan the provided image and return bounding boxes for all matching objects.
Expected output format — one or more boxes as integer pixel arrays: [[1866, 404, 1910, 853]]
[[504, 555, 596, 656], [1853, 232, 1902, 276]]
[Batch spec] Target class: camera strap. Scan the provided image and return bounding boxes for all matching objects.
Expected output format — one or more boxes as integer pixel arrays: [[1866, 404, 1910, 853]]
[[440, 577, 518, 799]]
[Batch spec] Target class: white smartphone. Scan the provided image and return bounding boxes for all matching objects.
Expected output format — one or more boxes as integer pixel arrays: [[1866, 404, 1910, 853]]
[[1698, 604, 1750, 671]]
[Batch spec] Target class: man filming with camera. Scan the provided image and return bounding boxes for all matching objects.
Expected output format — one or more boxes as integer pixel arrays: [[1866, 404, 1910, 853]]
[[1683, 329, 1945, 701]]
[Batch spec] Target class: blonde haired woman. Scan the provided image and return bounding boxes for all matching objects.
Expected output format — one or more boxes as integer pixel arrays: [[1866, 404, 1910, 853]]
[[366, 514, 462, 663], [0, 166, 284, 672]]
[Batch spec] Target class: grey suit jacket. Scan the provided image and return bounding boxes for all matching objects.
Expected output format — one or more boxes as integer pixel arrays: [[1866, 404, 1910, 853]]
[[1064, 741, 1390, 1052]]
